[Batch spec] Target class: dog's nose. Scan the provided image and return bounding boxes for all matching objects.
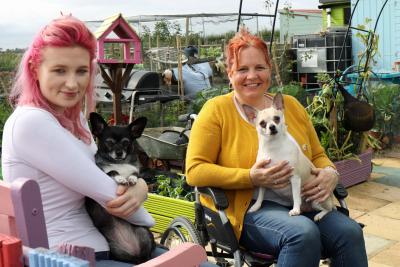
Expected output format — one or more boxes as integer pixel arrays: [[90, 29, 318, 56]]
[[116, 150, 123, 157], [269, 125, 278, 135]]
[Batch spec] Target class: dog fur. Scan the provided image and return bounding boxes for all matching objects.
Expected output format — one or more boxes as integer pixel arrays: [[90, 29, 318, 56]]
[[243, 93, 335, 221], [86, 112, 156, 264]]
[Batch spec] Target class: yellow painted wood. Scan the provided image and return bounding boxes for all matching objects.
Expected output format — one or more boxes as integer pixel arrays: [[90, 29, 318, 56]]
[[144, 193, 195, 233]]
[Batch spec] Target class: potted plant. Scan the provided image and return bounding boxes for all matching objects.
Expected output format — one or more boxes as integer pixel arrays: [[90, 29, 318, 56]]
[[305, 80, 379, 187]]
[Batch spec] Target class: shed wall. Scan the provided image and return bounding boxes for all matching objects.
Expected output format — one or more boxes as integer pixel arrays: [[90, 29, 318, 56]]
[[351, 0, 400, 72]]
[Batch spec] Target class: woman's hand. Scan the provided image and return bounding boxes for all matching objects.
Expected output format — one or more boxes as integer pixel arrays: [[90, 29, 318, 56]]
[[302, 167, 338, 203], [250, 159, 293, 189], [105, 178, 148, 219]]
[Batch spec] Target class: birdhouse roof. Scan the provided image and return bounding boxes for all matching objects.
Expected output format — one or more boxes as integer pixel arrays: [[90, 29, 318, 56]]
[[94, 13, 140, 41]]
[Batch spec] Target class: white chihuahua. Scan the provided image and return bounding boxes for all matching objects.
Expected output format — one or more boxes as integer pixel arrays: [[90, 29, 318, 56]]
[[243, 92, 335, 221]]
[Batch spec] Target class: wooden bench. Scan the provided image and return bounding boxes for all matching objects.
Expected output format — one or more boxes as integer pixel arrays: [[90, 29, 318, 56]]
[[0, 177, 207, 266]]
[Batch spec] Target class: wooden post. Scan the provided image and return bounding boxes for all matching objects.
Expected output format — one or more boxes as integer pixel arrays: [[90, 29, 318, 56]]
[[271, 43, 283, 87], [148, 34, 151, 50], [198, 38, 201, 58], [156, 34, 160, 71], [99, 64, 133, 125], [256, 16, 260, 37], [185, 17, 189, 47], [202, 18, 207, 45], [176, 35, 184, 99]]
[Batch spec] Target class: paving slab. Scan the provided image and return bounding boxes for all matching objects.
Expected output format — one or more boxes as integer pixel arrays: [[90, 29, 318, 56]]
[[357, 213, 400, 241], [348, 182, 400, 203], [348, 207, 366, 219], [364, 234, 396, 258], [373, 158, 400, 168], [368, 262, 395, 267], [370, 172, 386, 179], [371, 166, 400, 187], [369, 242, 400, 267], [369, 201, 400, 220], [345, 189, 391, 213]]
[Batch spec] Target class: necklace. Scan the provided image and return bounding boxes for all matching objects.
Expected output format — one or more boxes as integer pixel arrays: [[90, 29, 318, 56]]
[[234, 91, 272, 111]]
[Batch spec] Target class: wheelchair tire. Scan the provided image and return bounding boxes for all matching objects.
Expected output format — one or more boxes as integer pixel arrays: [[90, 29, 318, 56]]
[[160, 216, 202, 248]]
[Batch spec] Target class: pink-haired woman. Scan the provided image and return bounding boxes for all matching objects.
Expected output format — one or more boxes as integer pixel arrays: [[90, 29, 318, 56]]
[[1, 15, 155, 266]]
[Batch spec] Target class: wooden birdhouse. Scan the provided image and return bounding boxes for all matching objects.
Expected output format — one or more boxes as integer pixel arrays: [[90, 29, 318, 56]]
[[94, 13, 142, 124], [95, 13, 142, 64]]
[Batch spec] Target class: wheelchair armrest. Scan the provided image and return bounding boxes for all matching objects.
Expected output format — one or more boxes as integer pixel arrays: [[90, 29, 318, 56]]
[[196, 187, 229, 210], [334, 183, 348, 200]]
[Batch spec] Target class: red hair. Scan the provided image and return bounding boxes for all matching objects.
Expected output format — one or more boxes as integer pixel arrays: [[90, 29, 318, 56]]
[[225, 28, 272, 76], [10, 15, 97, 144]]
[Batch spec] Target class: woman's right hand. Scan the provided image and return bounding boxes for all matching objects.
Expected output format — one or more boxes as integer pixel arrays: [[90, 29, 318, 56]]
[[250, 159, 293, 189], [105, 178, 148, 219]]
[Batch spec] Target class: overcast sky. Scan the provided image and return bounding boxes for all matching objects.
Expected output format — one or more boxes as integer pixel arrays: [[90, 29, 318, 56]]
[[0, 0, 320, 49]]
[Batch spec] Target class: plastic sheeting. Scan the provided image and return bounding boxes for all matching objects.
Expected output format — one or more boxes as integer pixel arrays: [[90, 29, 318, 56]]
[[172, 62, 213, 98]]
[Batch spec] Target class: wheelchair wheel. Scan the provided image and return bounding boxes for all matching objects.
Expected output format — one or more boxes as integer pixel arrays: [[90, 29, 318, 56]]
[[160, 216, 202, 248]]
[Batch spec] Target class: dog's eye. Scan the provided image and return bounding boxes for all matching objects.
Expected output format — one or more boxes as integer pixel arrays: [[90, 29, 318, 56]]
[[273, 116, 280, 124], [104, 139, 115, 147], [121, 139, 130, 146], [259, 120, 267, 128]]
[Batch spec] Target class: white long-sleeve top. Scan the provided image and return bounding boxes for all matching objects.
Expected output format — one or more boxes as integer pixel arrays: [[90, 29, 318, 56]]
[[1, 106, 155, 251]]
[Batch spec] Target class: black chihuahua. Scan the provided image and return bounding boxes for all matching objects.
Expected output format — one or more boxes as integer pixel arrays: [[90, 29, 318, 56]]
[[86, 112, 156, 264]]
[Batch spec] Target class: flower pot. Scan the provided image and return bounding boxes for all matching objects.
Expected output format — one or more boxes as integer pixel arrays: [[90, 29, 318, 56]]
[[143, 193, 195, 233], [334, 149, 373, 188]]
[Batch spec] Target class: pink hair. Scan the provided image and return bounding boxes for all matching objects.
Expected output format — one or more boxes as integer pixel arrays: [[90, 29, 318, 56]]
[[10, 15, 97, 144], [225, 28, 272, 77]]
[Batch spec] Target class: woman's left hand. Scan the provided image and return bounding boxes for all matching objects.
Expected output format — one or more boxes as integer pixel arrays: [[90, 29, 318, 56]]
[[301, 167, 338, 203], [105, 178, 148, 218]]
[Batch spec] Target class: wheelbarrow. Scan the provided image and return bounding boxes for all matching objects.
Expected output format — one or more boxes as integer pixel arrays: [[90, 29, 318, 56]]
[[137, 127, 190, 171]]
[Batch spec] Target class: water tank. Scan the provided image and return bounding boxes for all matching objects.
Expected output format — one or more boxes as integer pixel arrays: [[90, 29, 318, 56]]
[[293, 30, 352, 89]]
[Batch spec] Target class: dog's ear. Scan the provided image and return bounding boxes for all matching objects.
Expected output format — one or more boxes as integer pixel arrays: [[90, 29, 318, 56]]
[[242, 104, 258, 124], [89, 112, 108, 137], [272, 92, 284, 110], [129, 117, 147, 138]]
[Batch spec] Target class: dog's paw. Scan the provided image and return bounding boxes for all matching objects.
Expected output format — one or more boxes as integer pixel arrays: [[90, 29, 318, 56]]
[[114, 175, 129, 185], [289, 208, 301, 216], [127, 175, 138, 185], [313, 210, 329, 221]]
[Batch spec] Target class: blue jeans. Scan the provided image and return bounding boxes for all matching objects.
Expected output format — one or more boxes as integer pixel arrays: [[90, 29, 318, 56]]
[[239, 200, 367, 267], [96, 247, 218, 267]]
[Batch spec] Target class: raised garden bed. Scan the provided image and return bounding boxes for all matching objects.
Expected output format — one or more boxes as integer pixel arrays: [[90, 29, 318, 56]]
[[143, 193, 195, 233]]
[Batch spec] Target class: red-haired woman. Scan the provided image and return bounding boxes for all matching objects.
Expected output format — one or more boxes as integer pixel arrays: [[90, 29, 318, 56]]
[[186, 28, 367, 267]]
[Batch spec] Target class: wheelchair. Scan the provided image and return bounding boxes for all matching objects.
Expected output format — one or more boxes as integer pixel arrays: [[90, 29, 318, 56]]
[[160, 183, 353, 267]]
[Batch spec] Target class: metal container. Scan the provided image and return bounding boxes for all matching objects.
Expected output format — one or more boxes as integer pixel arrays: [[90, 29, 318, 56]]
[[137, 127, 189, 160]]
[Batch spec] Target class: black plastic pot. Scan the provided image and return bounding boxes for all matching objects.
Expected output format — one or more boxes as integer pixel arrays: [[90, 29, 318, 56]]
[[337, 84, 375, 132]]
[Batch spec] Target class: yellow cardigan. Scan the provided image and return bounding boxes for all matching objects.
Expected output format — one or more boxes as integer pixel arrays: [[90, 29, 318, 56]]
[[185, 91, 334, 240]]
